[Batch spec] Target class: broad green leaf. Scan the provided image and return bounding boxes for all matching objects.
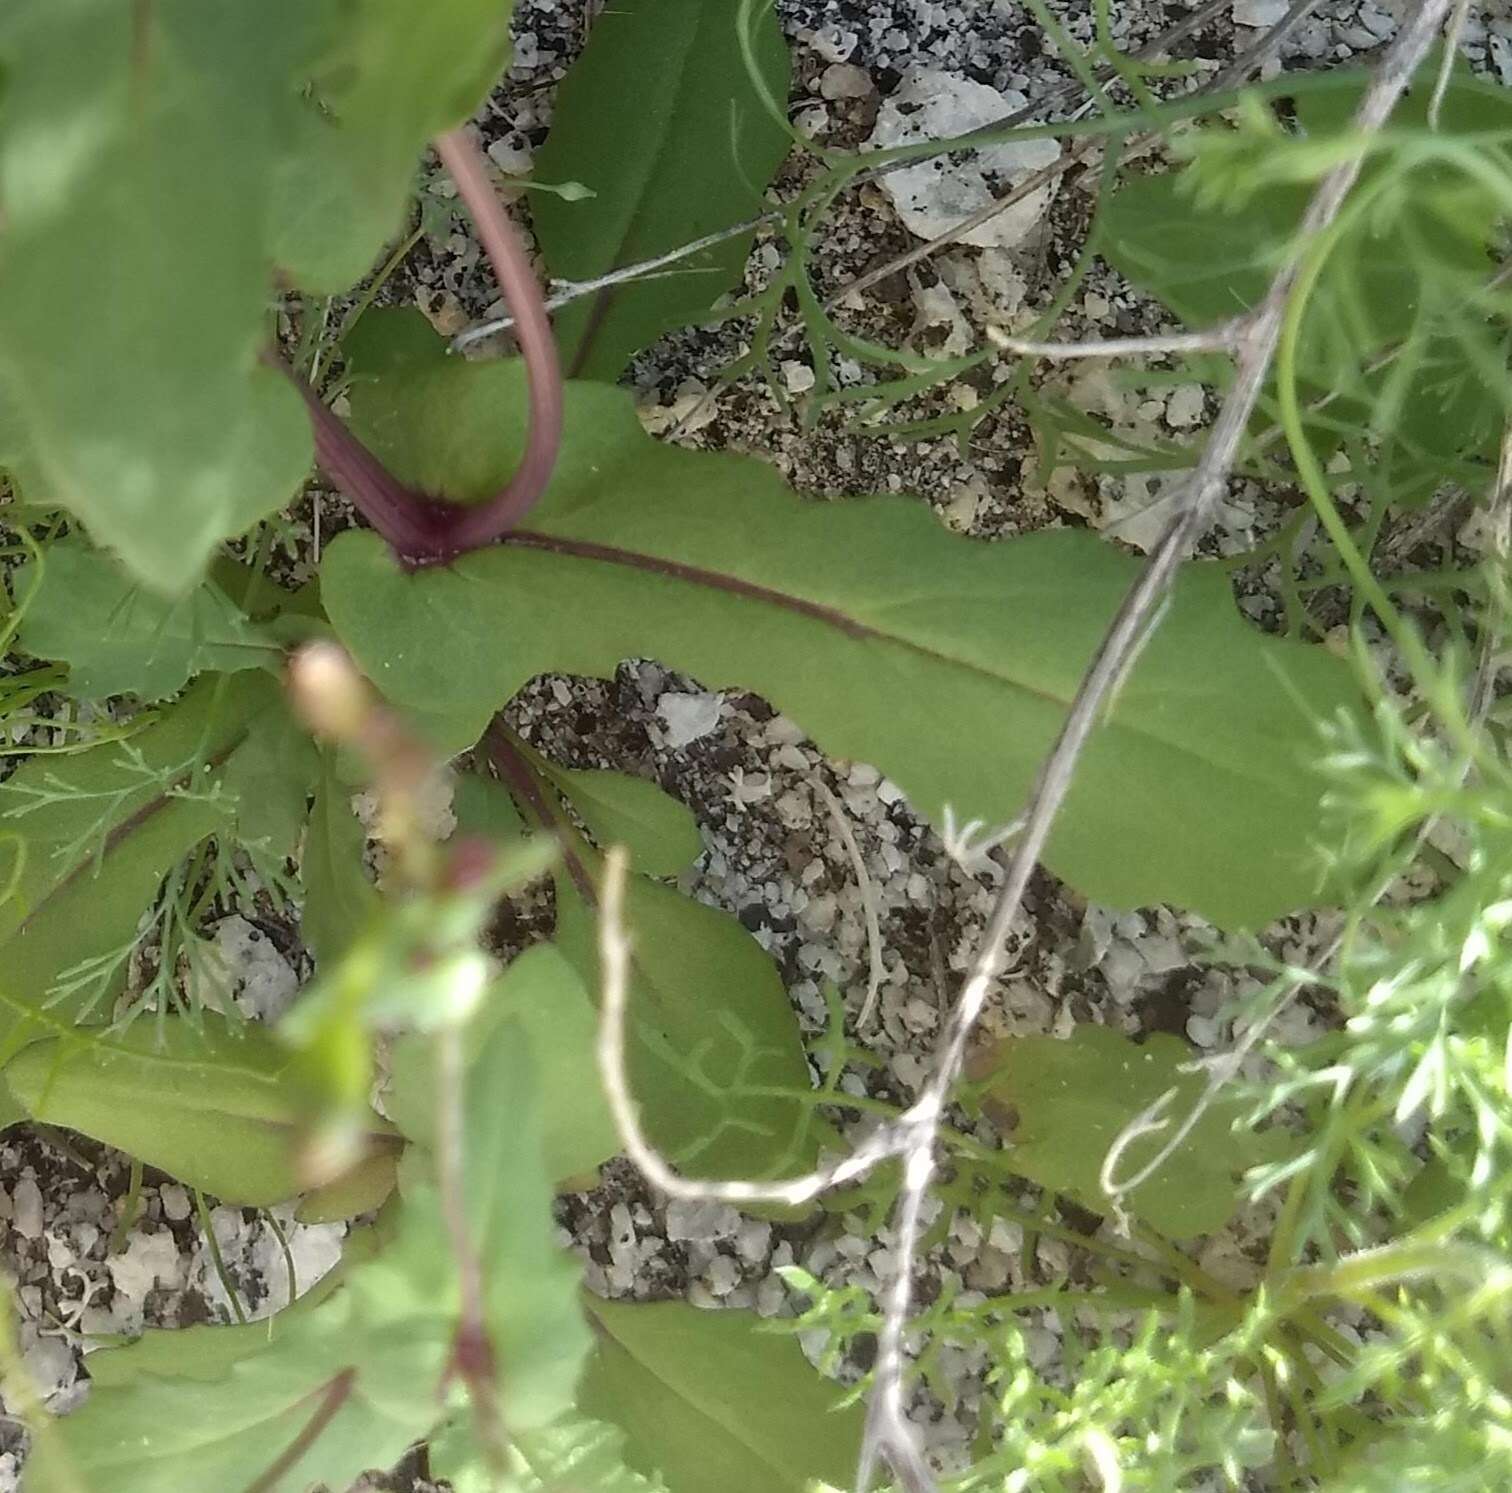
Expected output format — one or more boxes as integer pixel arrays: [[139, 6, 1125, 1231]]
[[535, 755, 703, 879], [3, 1015, 397, 1208], [431, 1414, 670, 1493], [388, 944, 620, 1186], [13, 539, 280, 702], [972, 1023, 1285, 1239], [532, 0, 792, 379], [300, 755, 378, 969], [553, 839, 816, 1185], [323, 312, 1361, 927], [0, 1, 315, 592], [0, 675, 271, 1047], [577, 1297, 865, 1493], [272, 0, 513, 291]]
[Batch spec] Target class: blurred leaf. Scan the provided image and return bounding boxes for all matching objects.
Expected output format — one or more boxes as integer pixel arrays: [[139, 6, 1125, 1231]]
[[973, 1024, 1286, 1239], [435, 1011, 590, 1433], [323, 310, 1362, 926], [388, 944, 620, 1186], [13, 539, 281, 702], [532, 0, 791, 379], [3, 1015, 397, 1207], [31, 1006, 586, 1490], [577, 1297, 865, 1493], [432, 1414, 670, 1493], [25, 1218, 449, 1493], [273, 0, 513, 291], [300, 755, 377, 969], [0, 1, 314, 592]]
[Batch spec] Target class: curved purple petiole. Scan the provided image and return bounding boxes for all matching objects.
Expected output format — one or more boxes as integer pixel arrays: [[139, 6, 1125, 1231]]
[[277, 128, 564, 568]]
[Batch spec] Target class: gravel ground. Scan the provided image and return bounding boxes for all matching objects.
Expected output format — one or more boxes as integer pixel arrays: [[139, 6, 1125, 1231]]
[[2, 2, 1508, 1489]]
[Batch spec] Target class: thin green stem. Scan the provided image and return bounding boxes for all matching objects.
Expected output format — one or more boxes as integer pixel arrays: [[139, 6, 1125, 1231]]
[[109, 1156, 145, 1255], [194, 1189, 248, 1326]]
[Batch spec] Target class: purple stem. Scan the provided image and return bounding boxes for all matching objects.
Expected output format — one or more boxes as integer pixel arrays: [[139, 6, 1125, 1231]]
[[431, 129, 564, 548], [276, 131, 564, 567]]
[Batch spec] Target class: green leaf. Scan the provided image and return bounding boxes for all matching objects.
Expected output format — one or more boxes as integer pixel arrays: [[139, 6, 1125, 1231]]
[[535, 756, 703, 879], [31, 1008, 585, 1491], [453, 772, 529, 843], [25, 1222, 451, 1493], [300, 755, 378, 969], [322, 312, 1361, 927], [219, 700, 322, 865], [2, 1015, 397, 1208], [972, 1023, 1284, 1239], [13, 539, 280, 702], [388, 944, 620, 1186], [0, 675, 272, 1044], [577, 1297, 865, 1493], [0, 1, 315, 592], [272, 0, 513, 291], [294, 1146, 399, 1224], [432, 1414, 670, 1493], [553, 840, 816, 1186], [531, 0, 792, 379], [439, 1013, 591, 1432]]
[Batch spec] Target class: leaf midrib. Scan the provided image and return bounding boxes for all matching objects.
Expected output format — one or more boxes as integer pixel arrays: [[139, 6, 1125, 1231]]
[[502, 528, 1289, 795]]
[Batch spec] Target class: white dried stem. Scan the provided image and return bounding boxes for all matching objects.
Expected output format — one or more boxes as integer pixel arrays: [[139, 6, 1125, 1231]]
[[814, 779, 887, 1029], [450, 214, 778, 350], [985, 320, 1243, 361], [1429, 0, 1472, 130], [595, 848, 904, 1208]]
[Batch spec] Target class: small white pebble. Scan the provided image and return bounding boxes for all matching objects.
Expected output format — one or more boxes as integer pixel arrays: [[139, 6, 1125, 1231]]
[[11, 1178, 43, 1239], [704, 1255, 741, 1297], [820, 62, 873, 100], [1186, 1013, 1219, 1047], [158, 1184, 191, 1222], [782, 360, 817, 394], [1165, 384, 1206, 429]]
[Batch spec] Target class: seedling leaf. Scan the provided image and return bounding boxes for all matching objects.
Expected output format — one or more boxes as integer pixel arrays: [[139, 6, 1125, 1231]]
[[531, 0, 792, 379], [14, 540, 280, 703]]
